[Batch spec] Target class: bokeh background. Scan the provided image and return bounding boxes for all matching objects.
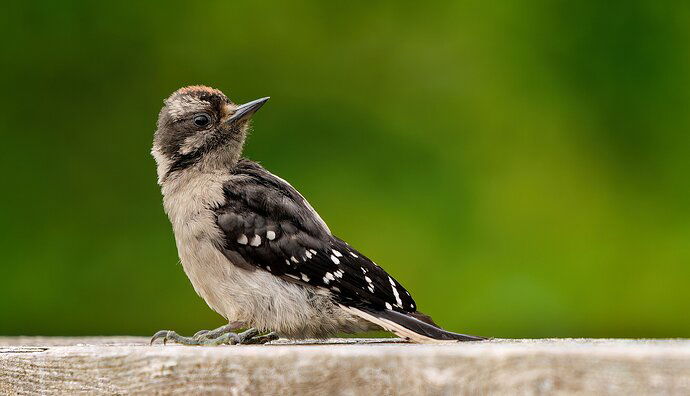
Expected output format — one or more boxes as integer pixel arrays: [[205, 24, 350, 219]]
[[1, 1, 689, 338]]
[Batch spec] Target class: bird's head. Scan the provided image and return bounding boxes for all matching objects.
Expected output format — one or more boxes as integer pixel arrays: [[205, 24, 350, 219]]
[[152, 85, 268, 183]]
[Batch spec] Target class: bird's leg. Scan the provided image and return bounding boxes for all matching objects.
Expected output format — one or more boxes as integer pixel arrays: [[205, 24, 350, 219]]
[[150, 323, 279, 346]]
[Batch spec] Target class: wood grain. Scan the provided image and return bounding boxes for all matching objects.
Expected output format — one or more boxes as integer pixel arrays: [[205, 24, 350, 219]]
[[1, 338, 688, 395]]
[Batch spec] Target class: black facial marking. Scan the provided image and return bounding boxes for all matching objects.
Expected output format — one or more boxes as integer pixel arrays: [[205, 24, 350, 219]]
[[164, 126, 239, 177], [166, 150, 204, 175]]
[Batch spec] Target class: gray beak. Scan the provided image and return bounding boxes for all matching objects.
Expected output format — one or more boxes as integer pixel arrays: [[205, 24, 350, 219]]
[[227, 97, 270, 123]]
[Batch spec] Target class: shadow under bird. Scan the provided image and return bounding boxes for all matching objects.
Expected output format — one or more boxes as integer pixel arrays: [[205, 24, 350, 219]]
[[150, 86, 485, 345]]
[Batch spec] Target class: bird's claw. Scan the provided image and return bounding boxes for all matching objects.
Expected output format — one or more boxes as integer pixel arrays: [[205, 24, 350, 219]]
[[150, 330, 175, 345]]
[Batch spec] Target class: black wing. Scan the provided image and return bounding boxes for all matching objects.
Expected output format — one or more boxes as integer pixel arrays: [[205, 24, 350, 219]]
[[214, 159, 417, 314]]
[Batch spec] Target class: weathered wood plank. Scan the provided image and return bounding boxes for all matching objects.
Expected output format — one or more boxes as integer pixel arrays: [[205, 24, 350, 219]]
[[1, 338, 689, 395]]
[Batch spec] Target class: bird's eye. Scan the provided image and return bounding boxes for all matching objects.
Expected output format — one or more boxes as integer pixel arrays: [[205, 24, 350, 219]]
[[193, 114, 211, 128]]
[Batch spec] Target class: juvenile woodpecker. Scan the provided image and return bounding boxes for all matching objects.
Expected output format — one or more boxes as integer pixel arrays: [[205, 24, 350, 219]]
[[150, 86, 485, 345]]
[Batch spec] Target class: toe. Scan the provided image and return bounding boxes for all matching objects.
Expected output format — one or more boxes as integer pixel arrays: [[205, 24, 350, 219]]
[[237, 328, 260, 344], [245, 331, 279, 345], [150, 330, 172, 345]]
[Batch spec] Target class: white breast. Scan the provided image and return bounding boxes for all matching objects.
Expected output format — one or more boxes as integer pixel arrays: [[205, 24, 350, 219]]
[[161, 169, 238, 318]]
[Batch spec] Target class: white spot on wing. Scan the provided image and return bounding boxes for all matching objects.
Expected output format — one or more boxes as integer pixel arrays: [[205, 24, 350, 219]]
[[385, 302, 392, 310], [250, 235, 261, 247], [237, 234, 248, 245], [325, 272, 335, 281], [291, 256, 299, 263], [266, 266, 271, 271], [330, 255, 340, 264], [389, 276, 403, 307], [365, 276, 372, 284], [301, 273, 310, 282], [309, 249, 317, 255], [332, 249, 343, 257], [266, 230, 276, 240], [350, 252, 358, 258], [305, 251, 313, 259]]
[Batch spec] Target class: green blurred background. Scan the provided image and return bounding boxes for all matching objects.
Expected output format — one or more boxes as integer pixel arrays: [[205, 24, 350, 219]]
[[1, 1, 689, 338]]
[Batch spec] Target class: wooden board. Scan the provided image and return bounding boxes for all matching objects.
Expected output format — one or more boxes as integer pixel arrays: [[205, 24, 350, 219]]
[[1, 337, 689, 395]]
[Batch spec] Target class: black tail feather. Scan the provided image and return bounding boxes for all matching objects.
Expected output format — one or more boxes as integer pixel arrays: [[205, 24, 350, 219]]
[[360, 307, 487, 342]]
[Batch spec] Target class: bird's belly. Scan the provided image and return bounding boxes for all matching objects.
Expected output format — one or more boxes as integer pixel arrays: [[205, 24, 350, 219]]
[[175, 229, 374, 337]]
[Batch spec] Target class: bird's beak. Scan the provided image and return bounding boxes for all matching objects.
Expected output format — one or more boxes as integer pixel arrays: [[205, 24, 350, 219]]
[[226, 97, 270, 124]]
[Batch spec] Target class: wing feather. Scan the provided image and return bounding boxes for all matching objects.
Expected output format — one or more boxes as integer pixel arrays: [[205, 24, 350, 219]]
[[215, 159, 417, 314]]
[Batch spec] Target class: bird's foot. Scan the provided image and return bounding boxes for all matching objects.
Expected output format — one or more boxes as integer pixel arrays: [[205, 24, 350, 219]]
[[191, 323, 242, 341], [150, 325, 278, 346]]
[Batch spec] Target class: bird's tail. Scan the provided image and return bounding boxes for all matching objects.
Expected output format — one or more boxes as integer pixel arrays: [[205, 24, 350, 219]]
[[341, 305, 487, 343]]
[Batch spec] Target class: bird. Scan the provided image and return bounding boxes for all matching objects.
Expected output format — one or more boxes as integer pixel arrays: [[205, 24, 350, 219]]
[[150, 85, 485, 345]]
